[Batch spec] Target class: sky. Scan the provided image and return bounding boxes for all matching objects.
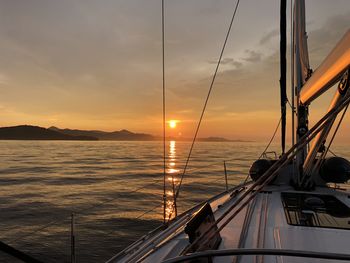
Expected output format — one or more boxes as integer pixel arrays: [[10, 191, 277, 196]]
[[0, 0, 349, 142]]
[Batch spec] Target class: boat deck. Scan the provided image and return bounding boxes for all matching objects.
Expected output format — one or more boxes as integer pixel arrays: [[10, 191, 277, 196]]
[[109, 183, 350, 263]]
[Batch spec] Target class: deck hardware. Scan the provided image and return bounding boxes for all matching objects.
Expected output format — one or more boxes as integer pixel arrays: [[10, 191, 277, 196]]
[[184, 203, 222, 255], [71, 213, 76, 263], [224, 161, 229, 191]]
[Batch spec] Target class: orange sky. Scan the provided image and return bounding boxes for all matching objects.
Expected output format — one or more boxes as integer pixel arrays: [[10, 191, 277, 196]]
[[0, 0, 349, 142]]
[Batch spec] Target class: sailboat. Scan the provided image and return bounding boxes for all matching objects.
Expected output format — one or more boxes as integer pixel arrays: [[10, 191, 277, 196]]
[[108, 0, 350, 262]]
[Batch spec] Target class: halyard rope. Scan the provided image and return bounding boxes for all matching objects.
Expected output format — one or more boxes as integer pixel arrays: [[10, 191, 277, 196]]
[[161, 0, 167, 224], [170, 0, 241, 221]]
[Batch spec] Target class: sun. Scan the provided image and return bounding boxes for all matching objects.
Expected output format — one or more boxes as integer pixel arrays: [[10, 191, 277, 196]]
[[169, 120, 177, 129]]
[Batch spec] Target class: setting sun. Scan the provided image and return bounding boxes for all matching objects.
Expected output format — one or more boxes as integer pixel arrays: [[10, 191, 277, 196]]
[[169, 120, 177, 129]]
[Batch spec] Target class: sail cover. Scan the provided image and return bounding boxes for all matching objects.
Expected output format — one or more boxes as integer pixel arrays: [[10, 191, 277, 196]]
[[300, 30, 350, 105], [294, 0, 310, 92]]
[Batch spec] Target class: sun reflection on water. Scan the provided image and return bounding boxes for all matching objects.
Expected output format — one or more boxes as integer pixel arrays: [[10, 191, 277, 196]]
[[165, 140, 179, 220]]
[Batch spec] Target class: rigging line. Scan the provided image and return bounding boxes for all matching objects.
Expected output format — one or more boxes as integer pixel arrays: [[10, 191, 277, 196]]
[[74, 179, 163, 216], [190, 125, 329, 253], [286, 98, 296, 115], [328, 149, 337, 157], [101, 203, 163, 237], [173, 157, 249, 177], [175, 159, 231, 175], [184, 95, 350, 252], [166, 175, 228, 220], [243, 173, 251, 184], [8, 179, 162, 244], [308, 109, 345, 178], [167, 151, 263, 176], [305, 98, 350, 184], [174, 0, 241, 202], [161, 0, 167, 224], [221, 95, 350, 231], [259, 117, 282, 159], [324, 103, 349, 158], [8, 217, 70, 244], [176, 156, 240, 174]]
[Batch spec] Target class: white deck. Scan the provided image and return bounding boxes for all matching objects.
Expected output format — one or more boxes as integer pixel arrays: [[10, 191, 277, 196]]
[[109, 183, 350, 263]]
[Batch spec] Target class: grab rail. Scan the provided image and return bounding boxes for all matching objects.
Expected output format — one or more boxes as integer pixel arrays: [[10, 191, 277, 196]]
[[162, 248, 350, 263]]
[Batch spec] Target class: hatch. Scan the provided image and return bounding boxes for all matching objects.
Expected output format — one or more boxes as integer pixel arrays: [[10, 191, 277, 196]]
[[281, 192, 350, 230]]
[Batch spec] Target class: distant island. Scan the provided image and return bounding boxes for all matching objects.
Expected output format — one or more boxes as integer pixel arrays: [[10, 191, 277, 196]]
[[0, 125, 97, 141], [0, 125, 246, 142], [49, 126, 153, 141]]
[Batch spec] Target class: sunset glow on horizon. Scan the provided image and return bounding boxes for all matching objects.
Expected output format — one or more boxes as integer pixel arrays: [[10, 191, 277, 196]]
[[0, 1, 349, 142]]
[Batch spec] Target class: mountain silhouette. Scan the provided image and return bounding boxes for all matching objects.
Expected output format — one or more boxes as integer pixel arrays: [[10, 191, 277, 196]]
[[0, 125, 242, 142], [0, 125, 98, 140], [49, 126, 154, 141]]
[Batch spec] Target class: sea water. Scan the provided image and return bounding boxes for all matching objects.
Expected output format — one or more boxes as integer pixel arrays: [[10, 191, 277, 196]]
[[0, 140, 349, 262]]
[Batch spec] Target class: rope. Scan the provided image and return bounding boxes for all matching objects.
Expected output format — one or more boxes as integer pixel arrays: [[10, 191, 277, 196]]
[[259, 117, 281, 159], [305, 102, 350, 185], [324, 103, 349, 159], [161, 0, 167, 224], [175, 158, 243, 175], [8, 218, 70, 244], [75, 179, 163, 216], [328, 149, 337, 157], [188, 130, 324, 252], [174, 0, 241, 204], [166, 171, 237, 220], [286, 98, 296, 115], [101, 203, 163, 238], [197, 95, 350, 251]]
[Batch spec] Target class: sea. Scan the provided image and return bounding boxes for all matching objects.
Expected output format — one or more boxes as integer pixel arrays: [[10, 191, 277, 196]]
[[0, 140, 349, 263]]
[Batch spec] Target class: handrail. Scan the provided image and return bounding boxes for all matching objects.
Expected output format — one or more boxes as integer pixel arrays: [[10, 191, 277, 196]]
[[162, 248, 350, 263]]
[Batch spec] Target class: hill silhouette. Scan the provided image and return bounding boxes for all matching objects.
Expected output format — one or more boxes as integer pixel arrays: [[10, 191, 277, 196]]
[[0, 125, 243, 142], [0, 125, 98, 140], [49, 126, 155, 141]]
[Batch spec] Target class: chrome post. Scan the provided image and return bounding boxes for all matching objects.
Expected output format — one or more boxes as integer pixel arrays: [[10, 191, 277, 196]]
[[171, 174, 177, 218], [224, 161, 229, 191], [71, 213, 76, 263]]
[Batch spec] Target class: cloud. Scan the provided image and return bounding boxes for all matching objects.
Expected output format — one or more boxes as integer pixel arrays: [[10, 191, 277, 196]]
[[0, 1, 348, 139], [207, 57, 243, 68], [232, 60, 243, 68], [0, 73, 9, 85], [220, 58, 234, 65], [307, 11, 350, 67], [259, 29, 279, 45], [242, 50, 262, 63], [208, 57, 232, 65]]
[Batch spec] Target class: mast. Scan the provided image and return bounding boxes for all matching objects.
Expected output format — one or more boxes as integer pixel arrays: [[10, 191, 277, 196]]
[[291, 0, 295, 148], [280, 0, 287, 154], [293, 0, 311, 185]]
